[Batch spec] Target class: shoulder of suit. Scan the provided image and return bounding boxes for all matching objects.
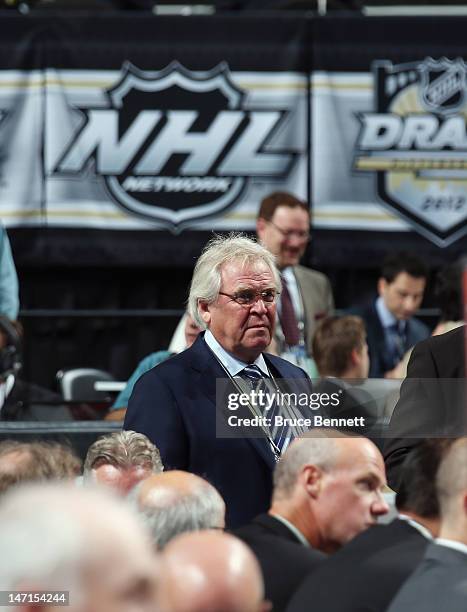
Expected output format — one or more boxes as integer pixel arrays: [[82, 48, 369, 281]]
[[347, 298, 374, 315], [415, 324, 464, 354], [294, 265, 331, 287], [347, 300, 379, 325], [408, 316, 431, 336]]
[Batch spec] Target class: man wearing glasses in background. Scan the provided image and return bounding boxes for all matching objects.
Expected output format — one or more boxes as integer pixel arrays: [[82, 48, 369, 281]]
[[124, 235, 312, 529], [256, 192, 334, 373]]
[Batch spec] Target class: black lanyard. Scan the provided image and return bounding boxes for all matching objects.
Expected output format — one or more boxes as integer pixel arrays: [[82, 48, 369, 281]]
[[214, 355, 283, 462]]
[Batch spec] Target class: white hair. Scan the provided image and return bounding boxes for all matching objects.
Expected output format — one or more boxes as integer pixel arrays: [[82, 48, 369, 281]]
[[188, 233, 281, 330], [129, 478, 225, 550]]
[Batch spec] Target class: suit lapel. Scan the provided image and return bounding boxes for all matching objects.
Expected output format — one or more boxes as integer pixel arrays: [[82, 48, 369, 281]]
[[405, 320, 421, 350], [187, 335, 276, 470]]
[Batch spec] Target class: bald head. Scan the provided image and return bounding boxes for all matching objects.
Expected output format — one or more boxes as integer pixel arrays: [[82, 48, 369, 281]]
[[131, 470, 226, 549], [157, 531, 268, 612], [273, 434, 340, 500], [0, 483, 158, 612], [436, 438, 467, 542], [271, 433, 388, 552]]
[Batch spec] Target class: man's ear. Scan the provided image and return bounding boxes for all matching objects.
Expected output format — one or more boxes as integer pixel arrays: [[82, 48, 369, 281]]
[[256, 217, 267, 240], [350, 347, 360, 367], [377, 277, 387, 297], [462, 492, 467, 518], [198, 300, 211, 326], [301, 464, 322, 499]]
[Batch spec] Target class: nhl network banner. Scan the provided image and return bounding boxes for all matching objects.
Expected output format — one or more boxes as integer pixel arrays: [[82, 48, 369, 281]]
[[0, 64, 306, 233], [1, 15, 467, 265], [0, 16, 307, 246]]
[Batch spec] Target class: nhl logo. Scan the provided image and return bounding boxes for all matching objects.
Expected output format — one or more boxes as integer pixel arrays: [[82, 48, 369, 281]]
[[55, 61, 295, 231], [420, 57, 466, 114]]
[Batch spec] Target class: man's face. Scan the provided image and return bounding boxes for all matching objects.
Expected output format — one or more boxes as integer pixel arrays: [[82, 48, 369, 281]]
[[378, 272, 426, 320], [314, 440, 388, 552], [85, 526, 158, 612], [91, 464, 153, 497], [200, 260, 277, 363], [256, 205, 310, 269], [184, 314, 201, 348]]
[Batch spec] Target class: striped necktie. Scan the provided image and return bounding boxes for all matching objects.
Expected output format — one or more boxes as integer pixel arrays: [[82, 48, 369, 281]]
[[241, 364, 289, 453], [388, 322, 406, 366]]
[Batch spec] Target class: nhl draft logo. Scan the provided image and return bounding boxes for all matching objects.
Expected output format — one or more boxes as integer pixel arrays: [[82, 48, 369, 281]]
[[54, 62, 295, 230], [354, 57, 467, 246], [421, 58, 466, 114]]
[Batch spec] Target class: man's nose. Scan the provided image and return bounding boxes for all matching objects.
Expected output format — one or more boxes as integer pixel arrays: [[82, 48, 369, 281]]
[[403, 296, 418, 312], [371, 491, 390, 517], [287, 234, 303, 248], [250, 296, 268, 314]]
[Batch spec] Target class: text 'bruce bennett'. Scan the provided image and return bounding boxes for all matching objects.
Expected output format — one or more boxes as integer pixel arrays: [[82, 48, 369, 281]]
[[227, 415, 366, 428]]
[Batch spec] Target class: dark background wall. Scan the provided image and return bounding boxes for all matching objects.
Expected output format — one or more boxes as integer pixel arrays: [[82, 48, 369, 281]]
[[16, 257, 443, 389]]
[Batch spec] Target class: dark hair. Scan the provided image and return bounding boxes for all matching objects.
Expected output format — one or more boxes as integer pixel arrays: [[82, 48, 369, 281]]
[[380, 252, 428, 283], [395, 439, 452, 518], [434, 262, 463, 322], [257, 191, 309, 222], [312, 315, 366, 377]]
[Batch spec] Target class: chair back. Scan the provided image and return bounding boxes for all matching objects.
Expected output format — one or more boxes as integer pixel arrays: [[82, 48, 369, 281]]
[[57, 368, 115, 402]]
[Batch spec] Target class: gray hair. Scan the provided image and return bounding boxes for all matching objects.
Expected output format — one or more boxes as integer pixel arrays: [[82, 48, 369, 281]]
[[83, 430, 163, 477], [129, 477, 225, 550], [0, 441, 82, 496], [188, 233, 281, 330], [436, 438, 467, 521], [273, 435, 341, 501]]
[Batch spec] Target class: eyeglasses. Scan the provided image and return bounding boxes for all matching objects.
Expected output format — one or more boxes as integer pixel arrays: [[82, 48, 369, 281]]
[[268, 220, 310, 241], [219, 289, 279, 307]]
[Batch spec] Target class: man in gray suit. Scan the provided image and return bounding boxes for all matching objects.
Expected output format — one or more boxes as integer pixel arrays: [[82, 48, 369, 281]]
[[387, 438, 467, 612], [256, 192, 334, 368]]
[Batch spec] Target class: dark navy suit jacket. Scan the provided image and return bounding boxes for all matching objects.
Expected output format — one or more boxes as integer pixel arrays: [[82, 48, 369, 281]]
[[124, 334, 311, 528], [350, 300, 430, 378]]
